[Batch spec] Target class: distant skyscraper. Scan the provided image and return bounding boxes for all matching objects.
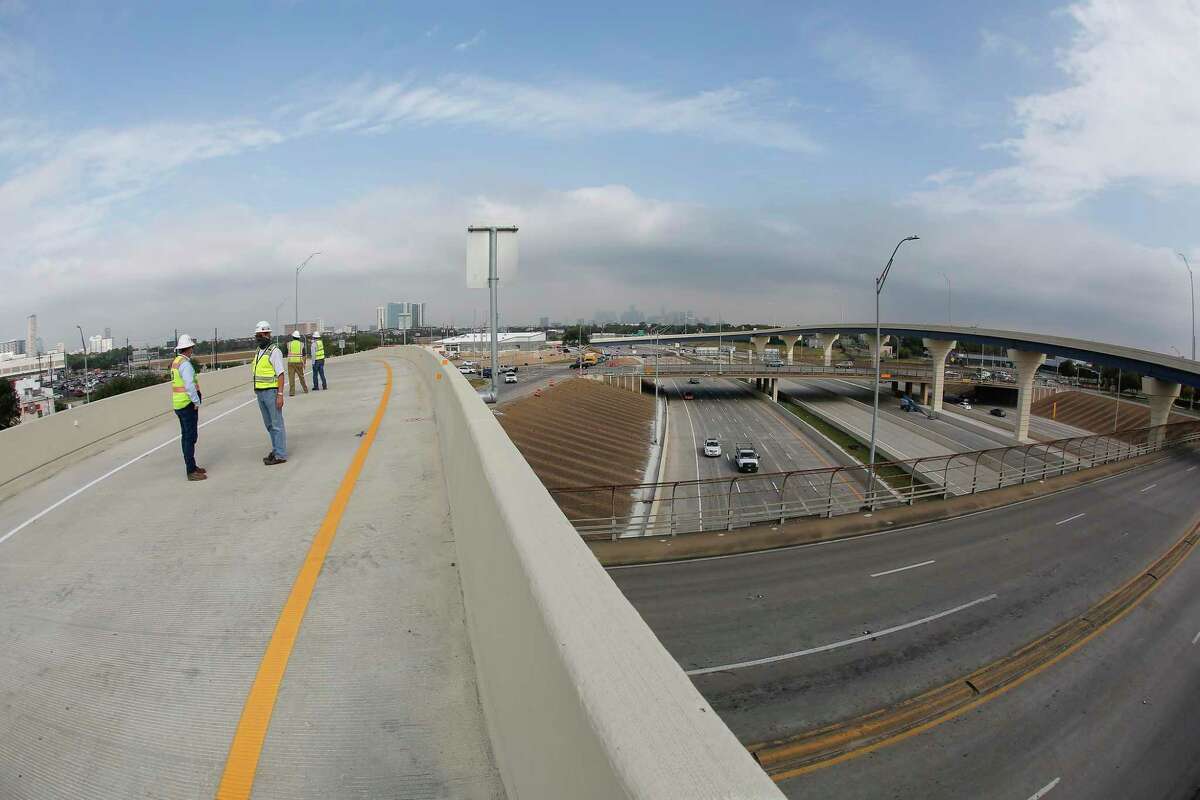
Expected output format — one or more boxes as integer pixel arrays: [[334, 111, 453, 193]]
[[104, 326, 112, 339], [376, 306, 386, 331], [380, 301, 426, 330], [539, 316, 549, 329], [26, 314, 37, 355]]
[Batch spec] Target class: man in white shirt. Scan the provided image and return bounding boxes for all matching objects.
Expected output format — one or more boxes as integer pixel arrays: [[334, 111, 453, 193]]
[[251, 321, 288, 465]]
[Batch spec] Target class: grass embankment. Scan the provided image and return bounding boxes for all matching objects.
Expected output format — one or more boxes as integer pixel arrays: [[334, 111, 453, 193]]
[[779, 401, 930, 495]]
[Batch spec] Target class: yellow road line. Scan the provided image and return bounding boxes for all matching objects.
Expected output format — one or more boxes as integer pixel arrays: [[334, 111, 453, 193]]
[[216, 360, 393, 799]]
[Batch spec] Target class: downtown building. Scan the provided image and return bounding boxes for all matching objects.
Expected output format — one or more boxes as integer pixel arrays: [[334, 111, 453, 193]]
[[376, 302, 427, 331]]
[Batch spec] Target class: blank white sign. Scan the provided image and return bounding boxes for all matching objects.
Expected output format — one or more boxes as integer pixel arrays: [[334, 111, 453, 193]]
[[466, 228, 518, 288], [466, 230, 489, 288]]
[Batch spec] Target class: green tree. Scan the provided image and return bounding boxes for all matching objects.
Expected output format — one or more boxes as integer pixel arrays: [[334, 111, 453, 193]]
[[90, 373, 170, 402], [0, 377, 19, 429], [1059, 360, 1078, 378]]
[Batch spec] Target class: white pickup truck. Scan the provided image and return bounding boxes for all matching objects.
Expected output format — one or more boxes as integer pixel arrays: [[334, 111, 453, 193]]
[[734, 442, 760, 473]]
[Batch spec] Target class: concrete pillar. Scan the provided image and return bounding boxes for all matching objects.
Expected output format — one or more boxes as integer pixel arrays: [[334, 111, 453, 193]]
[[771, 379, 779, 402], [865, 334, 892, 364], [890, 381, 899, 395], [781, 335, 800, 364], [751, 335, 769, 363], [814, 333, 840, 366], [1142, 377, 1181, 446], [1008, 348, 1047, 443], [920, 383, 929, 404], [904, 381, 913, 397], [922, 338, 956, 413]]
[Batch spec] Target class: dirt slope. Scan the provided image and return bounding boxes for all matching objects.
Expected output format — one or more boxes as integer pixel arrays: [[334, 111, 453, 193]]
[[1031, 390, 1187, 434], [498, 377, 654, 523]]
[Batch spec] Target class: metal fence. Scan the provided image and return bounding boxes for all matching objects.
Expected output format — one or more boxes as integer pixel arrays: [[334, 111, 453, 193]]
[[549, 419, 1200, 540]]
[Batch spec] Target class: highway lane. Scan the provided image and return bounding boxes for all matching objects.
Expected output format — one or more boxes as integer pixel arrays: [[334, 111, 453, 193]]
[[658, 378, 864, 530], [786, 486, 1200, 800], [611, 449, 1200, 756]]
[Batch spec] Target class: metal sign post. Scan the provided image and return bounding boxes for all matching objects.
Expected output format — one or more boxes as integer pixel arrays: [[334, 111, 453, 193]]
[[467, 224, 519, 403]]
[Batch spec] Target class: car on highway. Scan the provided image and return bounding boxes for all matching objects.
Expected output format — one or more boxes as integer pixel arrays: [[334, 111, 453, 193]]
[[683, 391, 694, 400], [734, 442, 759, 473], [504, 372, 517, 384], [458, 365, 475, 375], [959, 399, 973, 411], [688, 377, 701, 384], [990, 407, 1006, 417], [765, 359, 784, 368], [703, 438, 722, 457], [836, 360, 854, 368]]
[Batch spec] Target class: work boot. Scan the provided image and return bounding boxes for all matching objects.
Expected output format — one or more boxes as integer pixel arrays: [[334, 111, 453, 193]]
[[264, 454, 287, 466], [187, 471, 207, 481], [194, 466, 207, 474], [263, 452, 275, 464]]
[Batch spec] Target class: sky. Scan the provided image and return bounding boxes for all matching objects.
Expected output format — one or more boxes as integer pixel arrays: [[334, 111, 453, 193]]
[[2, 0, 1200, 353]]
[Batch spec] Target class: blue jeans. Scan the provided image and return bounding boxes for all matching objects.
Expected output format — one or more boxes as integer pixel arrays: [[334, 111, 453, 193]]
[[175, 403, 198, 474], [255, 389, 287, 459], [312, 359, 327, 390]]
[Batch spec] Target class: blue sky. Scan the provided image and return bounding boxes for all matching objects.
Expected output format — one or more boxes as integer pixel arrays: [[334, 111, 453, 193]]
[[2, 0, 1198, 352]]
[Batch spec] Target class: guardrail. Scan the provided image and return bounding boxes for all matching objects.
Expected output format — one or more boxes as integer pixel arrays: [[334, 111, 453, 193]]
[[549, 419, 1200, 539]]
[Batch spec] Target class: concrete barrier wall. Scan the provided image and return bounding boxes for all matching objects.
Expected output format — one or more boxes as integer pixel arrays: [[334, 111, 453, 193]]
[[398, 346, 783, 799], [0, 362, 252, 490]]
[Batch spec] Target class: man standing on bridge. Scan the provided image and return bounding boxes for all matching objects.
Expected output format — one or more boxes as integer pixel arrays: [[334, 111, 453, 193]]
[[170, 335, 206, 481], [252, 321, 288, 466], [287, 330, 309, 396], [310, 330, 328, 390]]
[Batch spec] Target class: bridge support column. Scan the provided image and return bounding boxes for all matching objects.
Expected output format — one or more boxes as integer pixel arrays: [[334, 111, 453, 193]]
[[891, 380, 899, 395], [815, 333, 839, 366], [920, 383, 929, 404], [865, 334, 892, 365], [771, 379, 779, 403], [1142, 377, 1181, 447], [751, 335, 769, 363], [781, 335, 800, 364], [922, 338, 956, 413], [1008, 348, 1047, 443]]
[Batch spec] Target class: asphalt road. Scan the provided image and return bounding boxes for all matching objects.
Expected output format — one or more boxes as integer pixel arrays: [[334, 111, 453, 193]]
[[611, 449, 1200, 799], [658, 378, 866, 530]]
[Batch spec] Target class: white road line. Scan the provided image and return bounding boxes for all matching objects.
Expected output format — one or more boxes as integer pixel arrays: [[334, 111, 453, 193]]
[[1140, 483, 1157, 493], [0, 398, 257, 547], [1191, 630, 1200, 645], [870, 559, 936, 578], [677, 381, 704, 523], [686, 593, 998, 676], [1055, 512, 1086, 526], [1027, 777, 1060, 800], [1188, 466, 1197, 473]]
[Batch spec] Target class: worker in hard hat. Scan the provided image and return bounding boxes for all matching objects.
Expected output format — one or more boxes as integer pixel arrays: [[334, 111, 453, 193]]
[[311, 330, 328, 390], [252, 321, 288, 465], [286, 330, 309, 396], [170, 334, 206, 481]]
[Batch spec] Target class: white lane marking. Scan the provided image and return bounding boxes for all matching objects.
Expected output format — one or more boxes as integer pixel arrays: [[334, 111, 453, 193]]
[[676, 380, 704, 523], [0, 398, 256, 547], [1191, 630, 1200, 645], [1027, 777, 1060, 800], [1140, 483, 1157, 493], [1055, 512, 1086, 526], [686, 593, 998, 676], [1188, 466, 1197, 473], [870, 559, 936, 578]]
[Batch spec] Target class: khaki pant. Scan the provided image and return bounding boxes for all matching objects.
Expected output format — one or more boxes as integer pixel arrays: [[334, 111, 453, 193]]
[[288, 362, 309, 395]]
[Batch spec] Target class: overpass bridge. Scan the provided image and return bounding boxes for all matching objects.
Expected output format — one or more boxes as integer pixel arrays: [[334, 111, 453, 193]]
[[0, 347, 782, 799], [594, 323, 1200, 442]]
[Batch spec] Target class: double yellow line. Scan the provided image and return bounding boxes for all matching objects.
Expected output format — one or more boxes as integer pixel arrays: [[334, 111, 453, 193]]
[[216, 361, 393, 799]]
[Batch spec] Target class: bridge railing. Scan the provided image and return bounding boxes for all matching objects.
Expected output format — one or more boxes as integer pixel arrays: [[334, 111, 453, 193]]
[[549, 419, 1200, 540]]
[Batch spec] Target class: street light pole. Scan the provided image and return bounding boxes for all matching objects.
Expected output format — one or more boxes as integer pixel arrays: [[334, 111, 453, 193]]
[[1177, 253, 1196, 411], [76, 325, 89, 404], [294, 252, 321, 335], [867, 235, 920, 506]]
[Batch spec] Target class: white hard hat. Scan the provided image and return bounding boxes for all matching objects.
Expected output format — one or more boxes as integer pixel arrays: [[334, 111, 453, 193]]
[[176, 334, 196, 350], [311, 330, 321, 338], [255, 320, 271, 334], [292, 331, 301, 339]]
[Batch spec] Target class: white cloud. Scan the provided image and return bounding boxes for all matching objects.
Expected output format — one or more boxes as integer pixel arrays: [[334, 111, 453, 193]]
[[815, 29, 940, 114], [453, 30, 485, 51], [979, 29, 1036, 65], [917, 0, 1200, 211], [296, 74, 820, 153]]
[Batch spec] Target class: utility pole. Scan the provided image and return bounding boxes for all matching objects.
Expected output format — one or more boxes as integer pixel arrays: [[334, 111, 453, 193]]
[[294, 252, 321, 336], [467, 225, 518, 402], [867, 235, 919, 507], [76, 325, 89, 404], [213, 327, 218, 370]]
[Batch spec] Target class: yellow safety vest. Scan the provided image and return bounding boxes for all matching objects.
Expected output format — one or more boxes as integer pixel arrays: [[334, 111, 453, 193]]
[[288, 339, 304, 364], [313, 339, 325, 360], [170, 355, 198, 410], [253, 346, 280, 390]]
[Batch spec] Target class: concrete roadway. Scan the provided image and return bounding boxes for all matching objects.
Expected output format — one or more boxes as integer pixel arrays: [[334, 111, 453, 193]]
[[658, 378, 865, 529], [0, 351, 502, 799], [611, 449, 1200, 799]]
